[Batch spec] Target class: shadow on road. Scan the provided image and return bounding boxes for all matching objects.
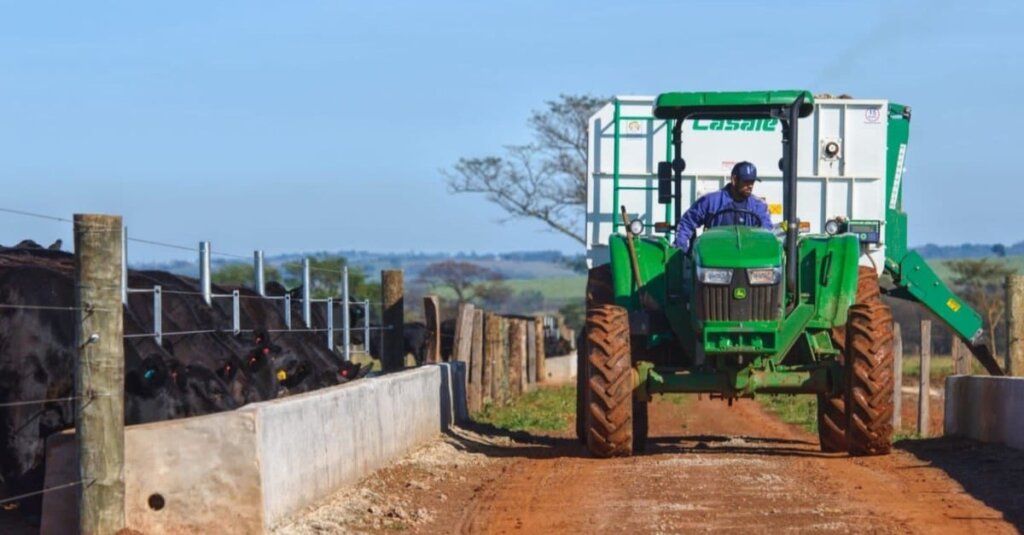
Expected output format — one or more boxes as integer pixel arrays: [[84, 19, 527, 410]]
[[897, 437, 1024, 530], [646, 434, 837, 459], [444, 421, 587, 459], [446, 421, 838, 461]]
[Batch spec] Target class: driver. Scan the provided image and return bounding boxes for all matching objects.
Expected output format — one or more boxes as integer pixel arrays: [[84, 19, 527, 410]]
[[673, 161, 773, 251]]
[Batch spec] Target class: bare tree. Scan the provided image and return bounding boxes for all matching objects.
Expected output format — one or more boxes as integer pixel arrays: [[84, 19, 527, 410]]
[[417, 260, 507, 305], [444, 94, 608, 245], [947, 258, 1018, 353]]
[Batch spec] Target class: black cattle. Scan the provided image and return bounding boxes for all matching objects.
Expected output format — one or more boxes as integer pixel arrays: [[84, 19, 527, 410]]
[[125, 353, 185, 423], [0, 265, 195, 513], [336, 360, 371, 382], [367, 321, 429, 365], [0, 266, 77, 514], [440, 318, 456, 361], [0, 249, 374, 515]]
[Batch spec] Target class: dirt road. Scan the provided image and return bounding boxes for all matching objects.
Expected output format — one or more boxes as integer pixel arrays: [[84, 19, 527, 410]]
[[279, 395, 1023, 534]]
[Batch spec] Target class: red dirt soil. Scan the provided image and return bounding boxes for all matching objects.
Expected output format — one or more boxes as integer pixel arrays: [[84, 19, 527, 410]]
[[278, 393, 1023, 534]]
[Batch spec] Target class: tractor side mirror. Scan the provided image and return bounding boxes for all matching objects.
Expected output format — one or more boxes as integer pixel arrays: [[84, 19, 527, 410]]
[[657, 162, 673, 204]]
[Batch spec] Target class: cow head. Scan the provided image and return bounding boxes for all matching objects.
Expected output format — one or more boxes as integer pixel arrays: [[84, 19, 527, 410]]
[[246, 346, 271, 372], [215, 356, 242, 383], [178, 364, 238, 416], [126, 354, 170, 397], [276, 358, 311, 390], [125, 354, 183, 425], [337, 361, 361, 382]]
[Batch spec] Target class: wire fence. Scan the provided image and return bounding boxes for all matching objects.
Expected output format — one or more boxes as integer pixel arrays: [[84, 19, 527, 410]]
[[0, 205, 406, 514], [0, 479, 95, 507], [1, 203, 387, 350]]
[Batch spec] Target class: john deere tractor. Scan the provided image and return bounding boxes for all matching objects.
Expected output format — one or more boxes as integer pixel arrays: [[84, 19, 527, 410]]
[[577, 90, 1003, 457]]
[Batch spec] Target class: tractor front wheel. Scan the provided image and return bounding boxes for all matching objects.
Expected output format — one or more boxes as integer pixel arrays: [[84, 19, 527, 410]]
[[844, 267, 895, 456], [585, 304, 634, 457]]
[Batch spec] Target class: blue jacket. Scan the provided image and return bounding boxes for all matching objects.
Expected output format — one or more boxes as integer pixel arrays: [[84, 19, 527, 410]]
[[674, 186, 773, 250]]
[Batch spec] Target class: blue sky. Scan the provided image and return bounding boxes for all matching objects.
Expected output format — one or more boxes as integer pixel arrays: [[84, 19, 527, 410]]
[[1, 0, 1021, 262]]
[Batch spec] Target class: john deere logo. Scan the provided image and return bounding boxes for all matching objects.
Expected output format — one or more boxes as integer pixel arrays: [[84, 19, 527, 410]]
[[692, 118, 778, 132], [733, 288, 747, 300]]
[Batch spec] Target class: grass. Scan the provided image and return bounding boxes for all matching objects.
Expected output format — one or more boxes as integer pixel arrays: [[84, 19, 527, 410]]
[[900, 353, 984, 383], [502, 276, 585, 298], [473, 385, 576, 433], [350, 352, 381, 371], [756, 353, 966, 439], [758, 394, 818, 434]]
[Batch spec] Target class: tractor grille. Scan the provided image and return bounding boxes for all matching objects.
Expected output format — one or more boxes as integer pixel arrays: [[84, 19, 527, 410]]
[[697, 269, 780, 322]]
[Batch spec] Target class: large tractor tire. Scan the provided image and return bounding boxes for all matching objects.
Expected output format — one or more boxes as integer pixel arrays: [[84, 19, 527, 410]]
[[585, 304, 634, 457], [817, 325, 850, 453], [816, 395, 847, 453], [844, 267, 895, 456], [575, 332, 587, 444], [577, 264, 614, 444]]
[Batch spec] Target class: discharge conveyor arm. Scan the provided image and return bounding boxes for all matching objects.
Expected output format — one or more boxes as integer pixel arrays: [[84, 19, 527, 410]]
[[885, 251, 1004, 376]]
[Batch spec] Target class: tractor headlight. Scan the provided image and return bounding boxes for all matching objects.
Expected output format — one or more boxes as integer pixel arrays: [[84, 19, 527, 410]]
[[697, 267, 733, 285], [747, 267, 782, 285], [628, 218, 645, 235], [824, 219, 841, 235]]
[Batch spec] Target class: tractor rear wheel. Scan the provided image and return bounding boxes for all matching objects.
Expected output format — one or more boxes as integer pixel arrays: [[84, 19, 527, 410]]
[[575, 332, 587, 444], [578, 264, 614, 445], [585, 304, 634, 457], [845, 267, 895, 456], [818, 322, 850, 453]]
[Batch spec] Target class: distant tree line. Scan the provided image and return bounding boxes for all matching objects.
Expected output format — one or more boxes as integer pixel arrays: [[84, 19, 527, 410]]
[[212, 256, 380, 302], [914, 241, 1024, 259]]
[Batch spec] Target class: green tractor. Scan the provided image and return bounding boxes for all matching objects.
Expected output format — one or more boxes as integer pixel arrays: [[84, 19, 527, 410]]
[[577, 90, 1003, 457]]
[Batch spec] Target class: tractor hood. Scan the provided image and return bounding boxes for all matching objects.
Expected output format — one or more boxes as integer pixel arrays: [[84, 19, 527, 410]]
[[694, 227, 782, 268]]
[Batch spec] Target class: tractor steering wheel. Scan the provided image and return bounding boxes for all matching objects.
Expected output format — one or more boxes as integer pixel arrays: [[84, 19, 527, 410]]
[[707, 208, 763, 228]]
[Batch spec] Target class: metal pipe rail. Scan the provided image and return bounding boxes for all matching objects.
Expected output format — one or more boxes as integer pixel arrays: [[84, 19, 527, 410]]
[[124, 281, 378, 356]]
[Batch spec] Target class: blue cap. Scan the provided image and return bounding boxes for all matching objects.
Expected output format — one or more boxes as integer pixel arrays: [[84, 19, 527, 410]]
[[731, 161, 759, 181]]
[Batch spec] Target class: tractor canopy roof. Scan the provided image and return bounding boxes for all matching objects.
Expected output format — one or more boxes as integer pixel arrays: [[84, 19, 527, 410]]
[[653, 90, 814, 120]]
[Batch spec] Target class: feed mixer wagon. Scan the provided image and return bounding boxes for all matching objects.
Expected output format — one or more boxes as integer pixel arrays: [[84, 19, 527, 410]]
[[578, 90, 1003, 458]]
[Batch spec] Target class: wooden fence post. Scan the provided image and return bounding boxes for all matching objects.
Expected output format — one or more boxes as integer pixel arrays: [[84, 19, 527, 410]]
[[534, 317, 546, 383], [1008, 274, 1024, 376], [526, 318, 537, 388], [74, 214, 125, 535], [381, 270, 405, 372], [453, 303, 475, 364], [453, 302, 475, 383], [423, 295, 441, 364], [518, 320, 530, 393], [483, 312, 499, 405], [952, 335, 969, 375], [509, 320, 524, 398], [918, 319, 931, 437], [892, 322, 903, 432], [498, 317, 510, 405], [469, 309, 484, 412]]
